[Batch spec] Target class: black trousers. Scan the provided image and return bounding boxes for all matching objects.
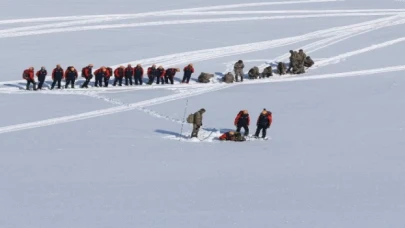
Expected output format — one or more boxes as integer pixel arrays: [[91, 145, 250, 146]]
[[81, 76, 92, 88], [157, 76, 165, 84], [51, 77, 62, 89], [26, 79, 37, 90], [165, 76, 174, 84], [254, 125, 268, 138], [147, 76, 155, 85], [113, 77, 123, 86], [125, 76, 133, 85], [134, 75, 143, 85], [37, 77, 45, 89], [236, 125, 249, 136], [104, 77, 110, 87], [65, 78, 75, 88], [182, 74, 191, 83], [95, 75, 103, 87]]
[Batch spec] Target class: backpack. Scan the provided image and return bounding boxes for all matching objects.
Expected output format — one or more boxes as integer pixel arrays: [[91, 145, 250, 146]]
[[186, 114, 194, 123], [82, 67, 86, 76]]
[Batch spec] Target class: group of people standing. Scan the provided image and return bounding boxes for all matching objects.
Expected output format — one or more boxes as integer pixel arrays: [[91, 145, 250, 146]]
[[188, 108, 273, 141], [22, 63, 195, 90]]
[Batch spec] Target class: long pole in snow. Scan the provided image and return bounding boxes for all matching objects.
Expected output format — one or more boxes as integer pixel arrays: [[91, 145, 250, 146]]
[[179, 99, 189, 140]]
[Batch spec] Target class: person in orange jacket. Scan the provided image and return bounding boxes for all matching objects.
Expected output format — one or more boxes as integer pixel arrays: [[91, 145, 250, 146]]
[[219, 131, 246, 141], [234, 110, 250, 136], [113, 66, 125, 86], [254, 109, 272, 139], [22, 67, 36, 90]]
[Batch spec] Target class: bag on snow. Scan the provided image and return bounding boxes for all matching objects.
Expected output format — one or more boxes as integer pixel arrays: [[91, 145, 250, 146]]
[[186, 114, 194, 123]]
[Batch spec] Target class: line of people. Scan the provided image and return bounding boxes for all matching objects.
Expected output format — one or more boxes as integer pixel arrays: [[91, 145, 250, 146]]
[[22, 63, 195, 90]]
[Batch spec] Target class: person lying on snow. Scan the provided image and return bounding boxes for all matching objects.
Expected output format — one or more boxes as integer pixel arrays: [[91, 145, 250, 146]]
[[219, 131, 246, 142]]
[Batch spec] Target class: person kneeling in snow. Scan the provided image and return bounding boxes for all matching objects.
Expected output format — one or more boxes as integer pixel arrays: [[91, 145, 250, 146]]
[[219, 131, 246, 142]]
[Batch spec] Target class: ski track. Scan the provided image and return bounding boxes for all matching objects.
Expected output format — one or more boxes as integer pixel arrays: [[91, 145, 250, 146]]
[[0, 0, 345, 25]]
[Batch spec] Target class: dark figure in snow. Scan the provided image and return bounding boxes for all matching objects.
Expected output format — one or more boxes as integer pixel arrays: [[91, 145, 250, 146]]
[[113, 66, 125, 86], [287, 50, 298, 74], [254, 109, 272, 139], [94, 67, 107, 87], [261, 66, 273, 78], [277, 62, 287, 75], [219, 131, 246, 142], [51, 64, 64, 90], [64, 66, 78, 89], [104, 67, 112, 87], [147, 64, 158, 85], [124, 64, 134, 86], [222, 72, 234, 83], [182, 63, 194, 83], [22, 67, 37, 90], [36, 66, 47, 90], [248, 66, 260, 79], [81, 64, 93, 88], [134, 64, 144, 85], [234, 60, 244, 82], [191, 108, 205, 138], [165, 68, 179, 84], [156, 66, 166, 85], [304, 56, 314, 68], [234, 110, 250, 136]]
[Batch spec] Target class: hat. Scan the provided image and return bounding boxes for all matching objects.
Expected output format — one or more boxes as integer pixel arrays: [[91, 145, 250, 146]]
[[200, 108, 206, 113]]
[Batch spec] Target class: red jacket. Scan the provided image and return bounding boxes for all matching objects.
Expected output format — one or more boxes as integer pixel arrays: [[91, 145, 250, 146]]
[[184, 66, 194, 73], [114, 68, 124, 78], [234, 111, 250, 126], [219, 132, 234, 141], [157, 68, 165, 78], [22, 69, 35, 80], [82, 66, 92, 78]]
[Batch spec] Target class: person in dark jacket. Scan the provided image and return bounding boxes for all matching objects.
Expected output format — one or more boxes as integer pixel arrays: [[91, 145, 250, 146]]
[[94, 67, 108, 87], [104, 67, 112, 87], [23, 67, 37, 90], [113, 66, 125, 86], [234, 110, 250, 136], [147, 64, 158, 85], [182, 63, 194, 83], [124, 64, 134, 86], [191, 108, 205, 138], [156, 66, 166, 85], [254, 109, 272, 139], [64, 66, 78, 88], [165, 68, 179, 84], [134, 64, 144, 85], [80, 64, 93, 88], [51, 64, 64, 90], [36, 66, 47, 90]]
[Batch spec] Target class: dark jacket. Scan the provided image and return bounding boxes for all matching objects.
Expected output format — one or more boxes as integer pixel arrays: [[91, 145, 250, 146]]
[[52, 67, 64, 79], [94, 69, 108, 78], [134, 67, 144, 77], [257, 112, 272, 128], [234, 112, 250, 126], [165, 68, 177, 77], [183, 66, 194, 78], [157, 68, 165, 78], [65, 69, 78, 79], [125, 67, 134, 78], [147, 67, 158, 77], [36, 70, 47, 79]]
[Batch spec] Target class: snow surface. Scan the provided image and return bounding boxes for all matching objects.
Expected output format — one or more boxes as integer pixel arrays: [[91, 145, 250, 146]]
[[1, 0, 405, 227]]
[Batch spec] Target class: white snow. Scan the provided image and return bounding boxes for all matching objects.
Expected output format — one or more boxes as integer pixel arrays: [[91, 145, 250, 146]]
[[1, 0, 405, 227]]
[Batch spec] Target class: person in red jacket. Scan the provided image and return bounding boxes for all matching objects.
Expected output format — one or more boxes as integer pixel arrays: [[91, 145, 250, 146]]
[[124, 64, 134, 86], [22, 67, 36, 90], [165, 68, 180, 84], [64, 66, 78, 89], [254, 109, 272, 139], [219, 131, 246, 141], [182, 63, 194, 83], [80, 64, 93, 88], [147, 64, 158, 85], [36, 66, 47, 90], [51, 64, 64, 90], [234, 110, 250, 136], [104, 67, 113, 87], [113, 66, 125, 86], [94, 67, 108, 87], [156, 66, 166, 85], [134, 64, 144, 85]]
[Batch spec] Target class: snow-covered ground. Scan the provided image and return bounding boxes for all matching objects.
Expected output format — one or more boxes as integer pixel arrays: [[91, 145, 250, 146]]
[[1, 0, 405, 227]]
